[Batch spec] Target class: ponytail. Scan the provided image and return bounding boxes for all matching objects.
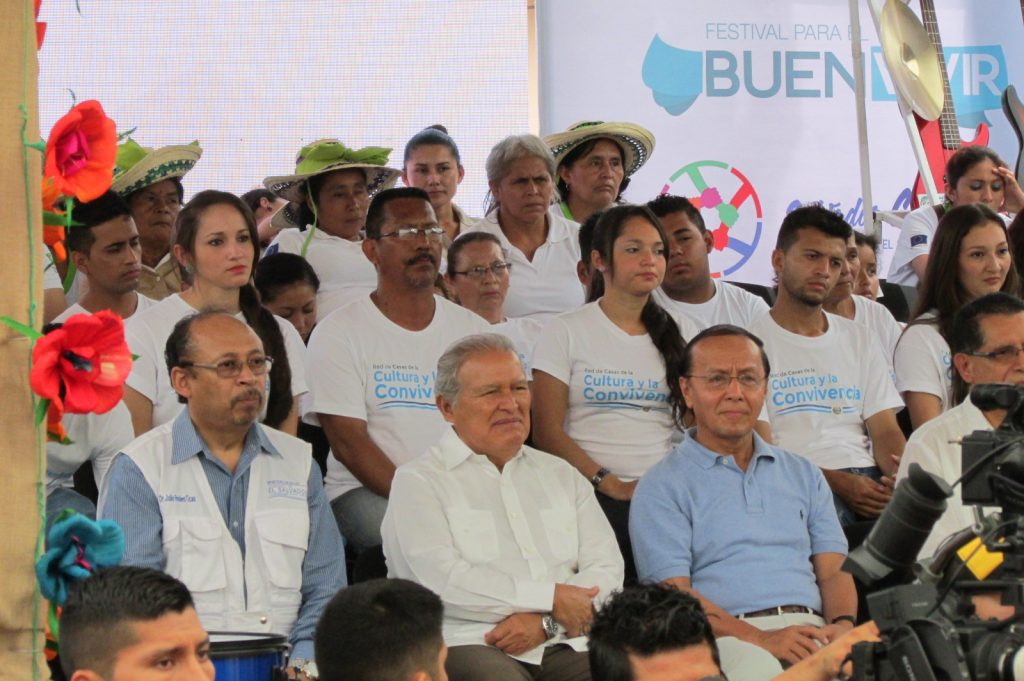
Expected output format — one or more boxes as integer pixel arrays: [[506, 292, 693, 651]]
[[239, 283, 293, 428], [641, 297, 688, 426]]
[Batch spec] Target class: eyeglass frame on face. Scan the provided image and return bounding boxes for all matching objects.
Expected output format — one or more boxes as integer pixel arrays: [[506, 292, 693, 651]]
[[451, 261, 513, 279], [966, 345, 1024, 364], [685, 372, 766, 390], [179, 355, 274, 378], [375, 226, 446, 241]]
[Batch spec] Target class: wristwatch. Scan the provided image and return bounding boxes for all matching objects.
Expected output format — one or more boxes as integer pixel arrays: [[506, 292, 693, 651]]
[[291, 658, 319, 679], [590, 467, 610, 488], [541, 614, 559, 640]]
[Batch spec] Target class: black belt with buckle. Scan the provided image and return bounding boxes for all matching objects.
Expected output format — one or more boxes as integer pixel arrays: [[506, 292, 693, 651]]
[[737, 605, 822, 619]]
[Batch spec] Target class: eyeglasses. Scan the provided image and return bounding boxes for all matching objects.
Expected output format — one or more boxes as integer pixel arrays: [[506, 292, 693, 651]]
[[181, 356, 274, 378], [377, 226, 445, 241], [968, 345, 1024, 364], [686, 373, 766, 390], [451, 262, 513, 279]]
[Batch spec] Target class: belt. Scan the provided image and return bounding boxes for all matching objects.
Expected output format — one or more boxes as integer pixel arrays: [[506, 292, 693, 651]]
[[737, 605, 822, 619]]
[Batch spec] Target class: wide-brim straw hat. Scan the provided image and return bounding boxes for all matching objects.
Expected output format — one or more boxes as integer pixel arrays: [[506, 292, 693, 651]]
[[111, 139, 202, 197], [543, 121, 655, 177], [263, 139, 401, 205]]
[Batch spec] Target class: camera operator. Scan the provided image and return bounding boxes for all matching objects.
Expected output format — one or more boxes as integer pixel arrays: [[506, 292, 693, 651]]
[[895, 292, 1024, 618]]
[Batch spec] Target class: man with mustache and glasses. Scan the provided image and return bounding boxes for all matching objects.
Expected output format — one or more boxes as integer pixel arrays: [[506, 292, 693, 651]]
[[306, 187, 490, 554], [101, 312, 345, 678]]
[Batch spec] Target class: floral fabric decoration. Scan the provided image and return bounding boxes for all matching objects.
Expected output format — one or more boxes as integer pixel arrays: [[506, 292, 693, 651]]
[[44, 100, 117, 203]]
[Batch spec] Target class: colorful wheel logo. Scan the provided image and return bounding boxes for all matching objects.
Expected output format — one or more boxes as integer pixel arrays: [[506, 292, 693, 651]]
[[661, 160, 763, 278]]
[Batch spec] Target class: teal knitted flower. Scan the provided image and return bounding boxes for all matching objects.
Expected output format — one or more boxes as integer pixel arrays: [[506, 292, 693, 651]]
[[36, 512, 124, 605]]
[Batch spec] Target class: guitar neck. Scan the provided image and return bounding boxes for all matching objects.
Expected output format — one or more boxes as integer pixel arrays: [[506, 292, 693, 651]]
[[919, 0, 961, 149]]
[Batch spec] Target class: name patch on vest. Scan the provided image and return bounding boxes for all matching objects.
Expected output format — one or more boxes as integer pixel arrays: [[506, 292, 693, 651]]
[[267, 479, 307, 500], [159, 493, 198, 503]]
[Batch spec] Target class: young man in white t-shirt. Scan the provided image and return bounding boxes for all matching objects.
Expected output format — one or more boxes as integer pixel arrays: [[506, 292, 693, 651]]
[[306, 188, 489, 552], [751, 205, 906, 526], [57, 190, 156, 323], [646, 194, 769, 330]]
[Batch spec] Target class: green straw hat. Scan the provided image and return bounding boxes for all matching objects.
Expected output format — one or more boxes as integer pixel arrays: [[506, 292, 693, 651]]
[[111, 138, 202, 197]]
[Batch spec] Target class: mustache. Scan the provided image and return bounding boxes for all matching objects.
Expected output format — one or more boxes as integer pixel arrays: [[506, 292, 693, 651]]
[[405, 252, 438, 266], [231, 388, 264, 408]]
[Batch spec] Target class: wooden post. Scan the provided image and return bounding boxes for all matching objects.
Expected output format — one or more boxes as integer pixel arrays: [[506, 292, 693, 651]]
[[0, 1, 45, 679]]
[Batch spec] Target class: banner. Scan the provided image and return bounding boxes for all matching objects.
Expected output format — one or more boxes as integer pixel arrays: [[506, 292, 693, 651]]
[[538, 0, 1024, 284]]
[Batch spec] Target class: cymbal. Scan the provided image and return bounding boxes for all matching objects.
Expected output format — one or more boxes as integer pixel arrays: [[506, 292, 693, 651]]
[[879, 0, 944, 121]]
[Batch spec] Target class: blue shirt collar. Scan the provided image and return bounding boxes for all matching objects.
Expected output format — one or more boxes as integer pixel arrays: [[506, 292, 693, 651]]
[[683, 427, 776, 470], [170, 408, 281, 467]]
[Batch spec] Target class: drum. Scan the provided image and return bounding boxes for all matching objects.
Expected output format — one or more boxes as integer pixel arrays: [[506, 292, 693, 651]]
[[209, 632, 290, 681]]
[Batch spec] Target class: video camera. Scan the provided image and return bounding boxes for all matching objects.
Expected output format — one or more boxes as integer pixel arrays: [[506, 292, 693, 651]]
[[842, 384, 1024, 681]]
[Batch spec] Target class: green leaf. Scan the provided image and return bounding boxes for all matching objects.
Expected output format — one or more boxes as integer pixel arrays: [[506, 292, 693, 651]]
[[62, 261, 77, 294], [0, 316, 43, 340], [25, 140, 45, 152], [34, 398, 50, 426]]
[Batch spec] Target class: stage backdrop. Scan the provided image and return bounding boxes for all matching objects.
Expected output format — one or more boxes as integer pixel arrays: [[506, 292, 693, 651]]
[[37, 1, 530, 219], [539, 0, 1024, 284]]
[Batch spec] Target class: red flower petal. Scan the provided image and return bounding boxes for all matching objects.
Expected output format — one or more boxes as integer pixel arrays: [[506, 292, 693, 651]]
[[44, 101, 118, 202]]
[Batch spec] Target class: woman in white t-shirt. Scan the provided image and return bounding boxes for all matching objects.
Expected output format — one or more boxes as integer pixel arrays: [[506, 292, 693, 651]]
[[888, 146, 1024, 287], [895, 203, 1020, 429], [124, 190, 305, 435], [532, 205, 697, 581]]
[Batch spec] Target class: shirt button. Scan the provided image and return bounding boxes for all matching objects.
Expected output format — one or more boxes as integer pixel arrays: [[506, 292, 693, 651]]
[[232, 521, 239, 528], [260, 616, 268, 624]]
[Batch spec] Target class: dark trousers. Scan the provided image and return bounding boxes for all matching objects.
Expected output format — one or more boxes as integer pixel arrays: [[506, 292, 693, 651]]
[[595, 492, 637, 585], [446, 644, 590, 681]]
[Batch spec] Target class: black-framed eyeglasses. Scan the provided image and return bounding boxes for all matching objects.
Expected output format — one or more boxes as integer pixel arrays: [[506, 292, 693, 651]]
[[451, 262, 513, 279], [686, 373, 766, 390], [377, 226, 445, 241], [180, 356, 274, 378], [967, 345, 1024, 364]]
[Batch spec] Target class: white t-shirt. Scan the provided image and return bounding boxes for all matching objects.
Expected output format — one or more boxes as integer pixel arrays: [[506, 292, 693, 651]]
[[851, 294, 903, 373], [54, 294, 158, 323], [531, 301, 701, 480], [464, 211, 584, 321], [888, 207, 1011, 286], [893, 314, 952, 412], [46, 402, 134, 494], [749, 311, 904, 470], [305, 295, 490, 500], [265, 227, 377, 321], [653, 279, 769, 330], [125, 294, 308, 428], [493, 316, 545, 378]]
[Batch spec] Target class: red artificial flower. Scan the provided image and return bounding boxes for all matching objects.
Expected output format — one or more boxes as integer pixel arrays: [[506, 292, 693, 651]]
[[41, 175, 60, 213], [30, 311, 132, 416], [35, 0, 46, 50], [44, 100, 117, 202], [42, 176, 68, 262], [46, 401, 67, 443]]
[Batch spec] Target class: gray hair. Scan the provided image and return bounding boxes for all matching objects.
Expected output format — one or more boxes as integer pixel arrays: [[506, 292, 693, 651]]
[[483, 134, 558, 214], [436, 333, 520, 404]]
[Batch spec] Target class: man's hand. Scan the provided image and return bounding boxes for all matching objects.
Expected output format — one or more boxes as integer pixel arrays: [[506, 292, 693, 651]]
[[484, 613, 546, 656], [772, 622, 881, 681], [756, 625, 829, 665], [598, 476, 636, 501], [552, 584, 599, 636], [830, 471, 892, 518]]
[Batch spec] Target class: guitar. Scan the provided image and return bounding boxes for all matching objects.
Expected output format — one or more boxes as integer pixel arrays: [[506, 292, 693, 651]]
[[1002, 1, 1024, 186], [910, 0, 990, 208]]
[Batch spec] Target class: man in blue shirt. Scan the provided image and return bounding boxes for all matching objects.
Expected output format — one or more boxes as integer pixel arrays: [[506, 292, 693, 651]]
[[630, 325, 855, 678], [101, 311, 345, 675]]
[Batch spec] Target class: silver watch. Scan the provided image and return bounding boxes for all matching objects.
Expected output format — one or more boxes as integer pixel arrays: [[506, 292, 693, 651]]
[[541, 614, 559, 639], [291, 658, 318, 679]]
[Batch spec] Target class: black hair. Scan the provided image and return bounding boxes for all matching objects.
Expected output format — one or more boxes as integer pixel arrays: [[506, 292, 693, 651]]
[[315, 578, 444, 681], [589, 584, 720, 681], [911, 203, 1020, 345], [403, 124, 462, 165], [580, 209, 606, 301], [646, 194, 706, 233], [556, 137, 630, 203], [853, 230, 879, 254], [173, 190, 292, 427], [775, 204, 853, 253], [255, 253, 321, 303], [292, 169, 370, 231], [945, 145, 1006, 191], [60, 566, 194, 679], [65, 190, 132, 254], [680, 324, 771, 378], [949, 292, 1024, 404], [365, 187, 432, 239], [240, 188, 279, 214], [446, 231, 505, 277], [592, 204, 688, 425]]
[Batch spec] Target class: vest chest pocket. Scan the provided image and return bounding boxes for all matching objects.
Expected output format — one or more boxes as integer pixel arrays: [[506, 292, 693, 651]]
[[540, 508, 578, 562], [255, 510, 309, 596], [447, 509, 499, 564], [164, 518, 228, 595]]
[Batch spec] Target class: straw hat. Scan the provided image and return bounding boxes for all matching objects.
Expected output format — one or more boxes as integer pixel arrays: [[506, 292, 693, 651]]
[[263, 139, 400, 204], [543, 121, 655, 177], [111, 139, 202, 197]]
